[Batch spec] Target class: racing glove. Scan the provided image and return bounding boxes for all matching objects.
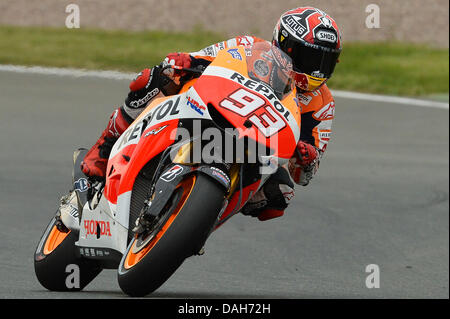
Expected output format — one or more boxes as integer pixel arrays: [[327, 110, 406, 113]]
[[289, 140, 320, 186], [162, 52, 192, 79]]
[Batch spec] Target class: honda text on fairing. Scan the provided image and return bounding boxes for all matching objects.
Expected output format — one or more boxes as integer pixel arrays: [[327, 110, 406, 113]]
[[34, 43, 302, 297]]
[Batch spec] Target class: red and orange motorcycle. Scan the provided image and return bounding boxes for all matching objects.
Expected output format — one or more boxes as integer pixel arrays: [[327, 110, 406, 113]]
[[34, 42, 301, 296]]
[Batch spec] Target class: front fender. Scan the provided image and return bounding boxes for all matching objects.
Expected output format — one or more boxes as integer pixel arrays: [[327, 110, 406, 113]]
[[104, 119, 179, 206], [118, 119, 180, 197]]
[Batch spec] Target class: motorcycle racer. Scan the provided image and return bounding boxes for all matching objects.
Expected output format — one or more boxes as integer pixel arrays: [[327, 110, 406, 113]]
[[80, 7, 342, 221]]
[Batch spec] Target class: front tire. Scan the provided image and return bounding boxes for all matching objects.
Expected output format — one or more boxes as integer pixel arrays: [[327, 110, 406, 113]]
[[117, 174, 225, 297], [34, 217, 102, 291]]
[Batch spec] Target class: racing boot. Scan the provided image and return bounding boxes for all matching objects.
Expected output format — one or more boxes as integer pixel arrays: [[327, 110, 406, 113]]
[[241, 167, 295, 221], [80, 107, 132, 179]]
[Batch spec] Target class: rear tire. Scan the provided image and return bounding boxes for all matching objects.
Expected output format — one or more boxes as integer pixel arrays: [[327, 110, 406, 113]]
[[117, 174, 225, 297], [34, 217, 102, 291]]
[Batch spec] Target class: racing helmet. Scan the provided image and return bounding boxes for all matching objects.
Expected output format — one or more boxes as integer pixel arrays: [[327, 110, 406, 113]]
[[272, 7, 342, 92]]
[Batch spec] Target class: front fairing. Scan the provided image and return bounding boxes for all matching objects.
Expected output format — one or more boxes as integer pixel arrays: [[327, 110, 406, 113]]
[[191, 43, 301, 160]]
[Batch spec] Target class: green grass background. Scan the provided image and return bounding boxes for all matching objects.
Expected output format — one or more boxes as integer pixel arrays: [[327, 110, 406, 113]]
[[0, 25, 448, 97]]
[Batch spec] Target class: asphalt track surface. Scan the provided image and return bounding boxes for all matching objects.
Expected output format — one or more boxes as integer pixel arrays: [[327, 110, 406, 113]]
[[0, 71, 448, 299]]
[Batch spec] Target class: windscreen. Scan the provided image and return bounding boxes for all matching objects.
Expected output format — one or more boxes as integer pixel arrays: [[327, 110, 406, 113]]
[[245, 42, 295, 100]]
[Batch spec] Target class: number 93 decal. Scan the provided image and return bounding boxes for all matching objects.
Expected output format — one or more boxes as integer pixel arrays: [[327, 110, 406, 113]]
[[219, 88, 286, 137]]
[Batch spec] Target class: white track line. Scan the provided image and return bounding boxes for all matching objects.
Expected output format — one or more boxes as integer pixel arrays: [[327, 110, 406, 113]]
[[1, 64, 448, 110], [331, 90, 449, 110], [0, 64, 135, 80]]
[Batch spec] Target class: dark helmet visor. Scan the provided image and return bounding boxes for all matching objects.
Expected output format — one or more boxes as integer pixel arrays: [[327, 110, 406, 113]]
[[280, 38, 341, 78]]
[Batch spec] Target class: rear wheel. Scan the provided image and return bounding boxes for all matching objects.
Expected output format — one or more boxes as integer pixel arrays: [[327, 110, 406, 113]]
[[34, 217, 102, 291], [118, 174, 225, 296]]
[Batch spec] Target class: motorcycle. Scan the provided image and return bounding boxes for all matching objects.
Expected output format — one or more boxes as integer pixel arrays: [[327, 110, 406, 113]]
[[34, 42, 301, 296]]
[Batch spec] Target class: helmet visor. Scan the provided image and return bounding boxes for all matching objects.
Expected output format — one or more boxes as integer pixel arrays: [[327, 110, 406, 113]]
[[285, 42, 340, 78]]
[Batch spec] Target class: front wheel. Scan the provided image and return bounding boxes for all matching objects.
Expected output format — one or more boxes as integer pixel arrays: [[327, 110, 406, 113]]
[[34, 217, 102, 291], [117, 174, 225, 297]]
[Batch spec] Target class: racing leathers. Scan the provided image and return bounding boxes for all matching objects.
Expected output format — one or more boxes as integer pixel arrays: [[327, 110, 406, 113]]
[[81, 36, 335, 221]]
